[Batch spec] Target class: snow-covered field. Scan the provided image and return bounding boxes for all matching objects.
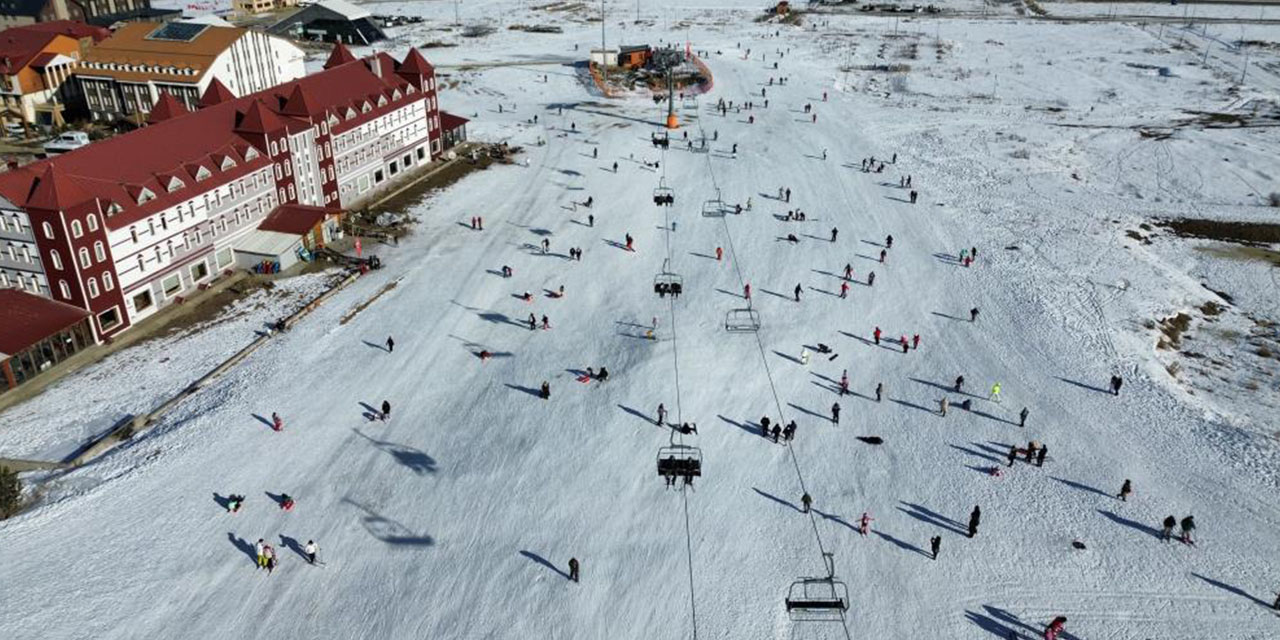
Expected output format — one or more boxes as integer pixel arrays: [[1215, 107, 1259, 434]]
[[3, 2, 1280, 638]]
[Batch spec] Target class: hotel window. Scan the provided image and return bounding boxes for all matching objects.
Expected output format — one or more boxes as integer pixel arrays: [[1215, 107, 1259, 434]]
[[87, 277, 98, 298], [94, 241, 105, 261], [70, 220, 83, 237], [103, 272, 114, 291], [59, 280, 70, 298], [130, 226, 138, 243], [50, 249, 62, 269], [137, 255, 145, 272], [86, 214, 98, 232], [79, 248, 91, 268], [160, 215, 168, 230]]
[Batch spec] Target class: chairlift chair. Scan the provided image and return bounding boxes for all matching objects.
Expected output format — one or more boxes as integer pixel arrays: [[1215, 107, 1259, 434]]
[[682, 96, 699, 112], [784, 578, 850, 621], [701, 197, 726, 218], [653, 178, 675, 206], [651, 131, 670, 149], [724, 307, 761, 332], [654, 259, 684, 297], [657, 444, 702, 480]]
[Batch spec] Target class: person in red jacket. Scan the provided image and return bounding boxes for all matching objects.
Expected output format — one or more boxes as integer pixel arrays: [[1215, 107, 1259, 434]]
[[873, 326, 882, 344], [1044, 616, 1066, 640], [271, 412, 283, 431]]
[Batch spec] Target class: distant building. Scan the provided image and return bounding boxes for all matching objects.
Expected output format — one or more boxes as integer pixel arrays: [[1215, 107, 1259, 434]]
[[0, 0, 178, 29], [617, 45, 651, 69], [439, 111, 466, 149], [230, 0, 297, 17], [0, 194, 48, 296], [0, 25, 88, 129], [72, 20, 304, 121], [0, 45, 445, 339], [13, 19, 110, 54], [267, 0, 385, 46]]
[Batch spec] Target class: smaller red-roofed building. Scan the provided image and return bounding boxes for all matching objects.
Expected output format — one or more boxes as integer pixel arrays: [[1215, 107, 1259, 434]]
[[0, 25, 83, 129], [0, 287, 94, 393]]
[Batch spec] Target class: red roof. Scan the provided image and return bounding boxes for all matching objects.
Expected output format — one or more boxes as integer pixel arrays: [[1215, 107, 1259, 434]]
[[398, 47, 433, 76], [258, 204, 336, 235], [324, 43, 356, 70], [0, 50, 433, 229], [13, 20, 110, 44], [200, 78, 235, 107], [0, 29, 60, 74], [440, 111, 469, 129], [147, 91, 189, 124], [0, 289, 91, 357]]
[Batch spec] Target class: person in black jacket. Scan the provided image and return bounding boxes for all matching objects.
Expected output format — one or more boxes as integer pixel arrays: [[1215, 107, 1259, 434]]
[[930, 535, 941, 560], [968, 506, 981, 538], [1161, 515, 1176, 542]]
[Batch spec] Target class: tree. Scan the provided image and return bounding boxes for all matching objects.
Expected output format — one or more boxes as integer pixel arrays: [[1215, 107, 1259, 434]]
[[0, 466, 20, 519]]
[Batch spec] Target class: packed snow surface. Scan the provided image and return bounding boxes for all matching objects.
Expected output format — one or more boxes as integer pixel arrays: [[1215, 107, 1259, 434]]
[[3, 1, 1280, 639]]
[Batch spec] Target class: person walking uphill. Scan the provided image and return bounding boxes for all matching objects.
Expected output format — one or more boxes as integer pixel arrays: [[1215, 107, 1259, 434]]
[[1161, 515, 1176, 542], [831, 402, 841, 424], [801, 493, 812, 513], [568, 557, 580, 582], [1019, 407, 1029, 428], [1111, 375, 1124, 396], [381, 400, 391, 422], [967, 505, 981, 538], [385, 336, 395, 352], [304, 540, 319, 564], [1118, 479, 1132, 501], [1180, 515, 1196, 545], [930, 535, 941, 560]]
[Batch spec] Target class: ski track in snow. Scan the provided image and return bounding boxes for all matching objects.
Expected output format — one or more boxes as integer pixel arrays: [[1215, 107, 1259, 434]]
[[3, 1, 1280, 638]]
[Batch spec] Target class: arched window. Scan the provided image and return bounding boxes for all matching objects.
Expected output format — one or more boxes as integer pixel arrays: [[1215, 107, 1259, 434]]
[[103, 271, 114, 291], [43, 221, 54, 239], [70, 220, 82, 237], [270, 141, 278, 156], [58, 280, 70, 298], [50, 249, 62, 270], [87, 277, 98, 298], [86, 213, 98, 231], [79, 247, 91, 268], [94, 241, 105, 261]]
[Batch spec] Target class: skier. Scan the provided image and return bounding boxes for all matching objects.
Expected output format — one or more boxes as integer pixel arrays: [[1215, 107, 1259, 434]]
[[955, 375, 965, 393], [263, 545, 276, 574], [568, 557, 580, 582], [840, 370, 849, 395], [541, 315, 550, 330], [1044, 616, 1067, 640], [967, 505, 981, 538], [226, 495, 243, 513], [1019, 407, 1029, 428], [528, 314, 536, 331], [271, 412, 283, 432], [867, 271, 875, 287], [386, 336, 395, 352], [831, 402, 841, 424], [1025, 441, 1037, 463], [970, 307, 980, 322], [830, 227, 838, 242], [501, 265, 513, 278], [989, 382, 1002, 403], [381, 400, 391, 421], [900, 336, 909, 354], [794, 283, 802, 302], [875, 382, 884, 402], [1161, 515, 1176, 542], [1118, 479, 1132, 501], [873, 326, 882, 345], [886, 234, 893, 248], [593, 147, 598, 158], [930, 535, 941, 560], [839, 282, 849, 298], [822, 148, 828, 161], [1006, 445, 1018, 467], [597, 367, 609, 381], [783, 421, 796, 441], [940, 397, 949, 417], [540, 381, 550, 399], [912, 334, 921, 350], [858, 512, 873, 536], [613, 161, 618, 173], [844, 263, 853, 281], [304, 540, 318, 564], [909, 190, 918, 204], [1036, 445, 1047, 467], [1180, 515, 1196, 544], [625, 233, 634, 251], [657, 403, 667, 426], [801, 493, 812, 513], [785, 187, 791, 202], [542, 238, 550, 254], [716, 247, 724, 261], [1110, 375, 1123, 396], [255, 539, 266, 568]]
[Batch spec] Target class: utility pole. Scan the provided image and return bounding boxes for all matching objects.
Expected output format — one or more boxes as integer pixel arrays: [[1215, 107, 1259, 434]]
[[453, 0, 460, 25]]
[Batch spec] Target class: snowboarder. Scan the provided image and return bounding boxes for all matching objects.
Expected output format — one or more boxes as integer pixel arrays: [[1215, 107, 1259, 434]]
[[380, 400, 391, 421], [859, 512, 873, 536], [968, 505, 981, 538], [1118, 479, 1132, 501], [831, 402, 840, 424], [540, 381, 550, 399], [386, 336, 395, 352], [1044, 616, 1067, 640], [1019, 407, 1029, 428], [955, 375, 965, 393], [940, 396, 949, 417], [226, 495, 244, 513], [970, 307, 980, 322], [930, 535, 941, 560], [873, 326, 882, 344], [840, 370, 849, 395], [1110, 375, 1123, 396], [867, 271, 875, 287], [568, 557, 580, 582], [990, 383, 1002, 403], [1036, 445, 1047, 467], [597, 367, 609, 381], [657, 403, 667, 426], [1180, 515, 1196, 544], [875, 382, 884, 402], [1006, 445, 1018, 467], [271, 412, 283, 432], [304, 540, 318, 564], [1161, 515, 1176, 542], [794, 283, 802, 302], [801, 493, 812, 513]]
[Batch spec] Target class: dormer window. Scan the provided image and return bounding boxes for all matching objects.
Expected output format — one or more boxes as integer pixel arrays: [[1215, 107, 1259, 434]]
[[219, 156, 237, 170], [107, 202, 123, 216], [165, 177, 184, 192], [392, 89, 402, 100], [376, 95, 387, 107], [345, 107, 356, 119], [137, 187, 155, 204], [194, 166, 211, 181], [243, 147, 259, 161], [361, 102, 371, 113]]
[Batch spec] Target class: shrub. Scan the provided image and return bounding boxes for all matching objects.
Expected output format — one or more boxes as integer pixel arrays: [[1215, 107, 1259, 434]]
[[0, 466, 20, 519]]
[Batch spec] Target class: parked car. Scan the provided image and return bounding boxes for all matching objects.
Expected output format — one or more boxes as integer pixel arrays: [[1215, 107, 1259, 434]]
[[43, 131, 90, 155]]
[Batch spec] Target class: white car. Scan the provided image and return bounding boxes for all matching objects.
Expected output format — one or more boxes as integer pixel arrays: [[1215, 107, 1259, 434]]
[[43, 131, 90, 155]]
